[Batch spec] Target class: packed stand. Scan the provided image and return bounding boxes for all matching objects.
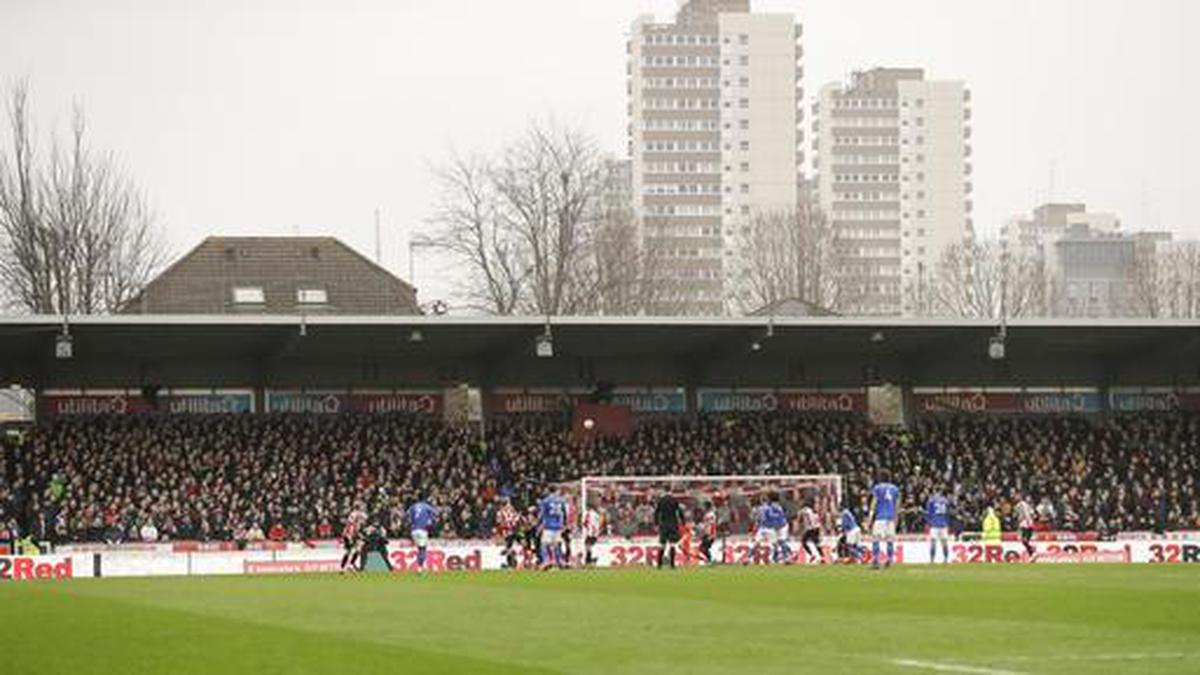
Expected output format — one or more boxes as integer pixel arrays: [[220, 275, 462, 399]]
[[1, 411, 1197, 545]]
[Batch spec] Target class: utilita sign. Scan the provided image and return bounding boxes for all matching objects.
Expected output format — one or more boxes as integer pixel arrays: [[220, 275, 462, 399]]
[[489, 392, 688, 415], [38, 393, 253, 417], [265, 392, 443, 415], [697, 390, 866, 414], [915, 391, 1101, 414], [916, 391, 1200, 414]]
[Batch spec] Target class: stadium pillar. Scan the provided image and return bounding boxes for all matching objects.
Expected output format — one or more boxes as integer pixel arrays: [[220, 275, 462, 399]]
[[682, 366, 700, 417], [901, 383, 916, 429]]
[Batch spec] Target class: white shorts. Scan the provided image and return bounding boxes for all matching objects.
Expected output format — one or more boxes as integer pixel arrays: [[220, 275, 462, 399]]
[[754, 527, 777, 545], [775, 525, 789, 542], [929, 527, 949, 540], [871, 519, 896, 540], [844, 528, 861, 546], [540, 528, 562, 547], [412, 529, 429, 547]]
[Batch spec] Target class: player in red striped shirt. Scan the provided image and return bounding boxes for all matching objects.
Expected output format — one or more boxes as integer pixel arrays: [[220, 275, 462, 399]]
[[339, 505, 368, 573], [799, 502, 822, 564], [496, 497, 522, 569], [699, 503, 718, 565]]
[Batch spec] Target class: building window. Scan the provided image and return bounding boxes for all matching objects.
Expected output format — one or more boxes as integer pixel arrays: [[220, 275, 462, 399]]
[[232, 287, 265, 304], [739, 140, 750, 151], [739, 162, 750, 172], [738, 34, 749, 45], [738, 55, 749, 66], [296, 288, 328, 305], [738, 119, 749, 130]]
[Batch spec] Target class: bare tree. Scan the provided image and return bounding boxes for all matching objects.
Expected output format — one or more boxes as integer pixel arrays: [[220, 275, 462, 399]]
[[0, 82, 164, 314], [732, 204, 844, 314], [425, 121, 661, 316], [490, 122, 608, 315], [1128, 238, 1200, 318], [422, 152, 525, 314], [926, 238, 1047, 318]]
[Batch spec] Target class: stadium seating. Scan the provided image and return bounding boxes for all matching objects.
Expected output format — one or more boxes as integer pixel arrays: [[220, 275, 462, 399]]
[[1, 411, 1197, 543]]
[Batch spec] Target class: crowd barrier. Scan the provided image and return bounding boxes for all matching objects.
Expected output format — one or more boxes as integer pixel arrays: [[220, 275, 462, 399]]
[[4, 536, 1200, 581]]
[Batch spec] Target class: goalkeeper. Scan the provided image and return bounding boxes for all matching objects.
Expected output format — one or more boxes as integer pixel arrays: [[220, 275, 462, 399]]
[[654, 489, 685, 569]]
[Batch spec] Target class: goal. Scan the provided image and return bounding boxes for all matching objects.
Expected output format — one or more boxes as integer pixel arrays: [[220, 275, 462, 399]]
[[567, 474, 842, 559]]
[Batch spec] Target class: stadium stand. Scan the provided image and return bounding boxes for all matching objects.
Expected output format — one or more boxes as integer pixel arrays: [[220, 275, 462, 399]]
[[3, 411, 1197, 544]]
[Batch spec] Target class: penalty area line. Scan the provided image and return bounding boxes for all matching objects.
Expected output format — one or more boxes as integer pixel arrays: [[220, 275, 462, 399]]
[[891, 658, 1028, 675], [1000, 652, 1190, 662]]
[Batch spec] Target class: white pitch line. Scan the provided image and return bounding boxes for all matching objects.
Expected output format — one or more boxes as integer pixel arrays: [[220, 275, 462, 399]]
[[1003, 652, 1189, 662], [891, 658, 1028, 675]]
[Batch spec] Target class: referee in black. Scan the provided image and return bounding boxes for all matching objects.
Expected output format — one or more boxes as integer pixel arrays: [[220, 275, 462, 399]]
[[362, 522, 393, 572], [654, 489, 685, 569]]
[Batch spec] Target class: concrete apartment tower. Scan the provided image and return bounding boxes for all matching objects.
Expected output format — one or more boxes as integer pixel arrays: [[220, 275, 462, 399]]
[[628, 0, 804, 315], [812, 68, 972, 316]]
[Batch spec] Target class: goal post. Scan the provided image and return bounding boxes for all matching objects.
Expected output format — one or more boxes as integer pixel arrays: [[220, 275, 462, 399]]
[[563, 474, 843, 565]]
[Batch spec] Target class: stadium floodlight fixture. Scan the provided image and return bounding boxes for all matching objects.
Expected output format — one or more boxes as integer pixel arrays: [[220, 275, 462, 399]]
[[870, 330, 886, 344], [988, 335, 1006, 361], [535, 329, 554, 358], [54, 320, 73, 360], [409, 328, 424, 343]]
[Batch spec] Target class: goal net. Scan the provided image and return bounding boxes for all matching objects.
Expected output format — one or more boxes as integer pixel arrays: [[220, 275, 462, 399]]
[[561, 474, 842, 565]]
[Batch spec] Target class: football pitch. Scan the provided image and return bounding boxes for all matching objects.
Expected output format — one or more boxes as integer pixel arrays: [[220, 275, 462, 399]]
[[3, 565, 1198, 674]]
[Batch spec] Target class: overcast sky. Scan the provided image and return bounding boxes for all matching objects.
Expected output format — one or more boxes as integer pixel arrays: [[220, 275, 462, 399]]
[[2, 0, 1196, 306]]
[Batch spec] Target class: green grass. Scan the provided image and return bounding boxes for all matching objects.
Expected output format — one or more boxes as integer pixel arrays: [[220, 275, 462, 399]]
[[3, 565, 1199, 674]]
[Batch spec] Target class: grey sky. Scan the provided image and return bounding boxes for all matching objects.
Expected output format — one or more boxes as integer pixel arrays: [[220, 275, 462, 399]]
[[2, 0, 1196, 307]]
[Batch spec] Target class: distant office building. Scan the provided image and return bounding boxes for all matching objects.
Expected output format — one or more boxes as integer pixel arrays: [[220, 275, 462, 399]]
[[1001, 203, 1120, 255], [1002, 202, 1178, 317], [601, 158, 634, 221], [124, 236, 420, 315], [812, 67, 972, 316], [628, 0, 804, 315], [1047, 224, 1136, 317]]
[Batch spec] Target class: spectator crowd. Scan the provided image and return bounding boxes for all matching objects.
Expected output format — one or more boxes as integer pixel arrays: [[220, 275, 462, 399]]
[[1, 411, 1197, 545]]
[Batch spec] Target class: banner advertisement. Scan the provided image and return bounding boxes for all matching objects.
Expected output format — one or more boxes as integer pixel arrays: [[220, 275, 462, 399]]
[[697, 390, 866, 414], [1108, 391, 1200, 412], [914, 391, 1102, 414], [38, 392, 253, 417], [0, 555, 77, 581], [265, 392, 443, 415], [9, 538, 1200, 581], [489, 391, 689, 415], [609, 391, 686, 414], [244, 559, 341, 575], [488, 392, 576, 415]]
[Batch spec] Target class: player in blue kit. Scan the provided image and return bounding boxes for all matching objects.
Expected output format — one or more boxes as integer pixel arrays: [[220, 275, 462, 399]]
[[749, 495, 776, 564], [837, 506, 863, 562], [538, 488, 568, 570], [765, 492, 791, 563], [868, 470, 900, 569], [407, 497, 439, 572], [925, 489, 952, 564]]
